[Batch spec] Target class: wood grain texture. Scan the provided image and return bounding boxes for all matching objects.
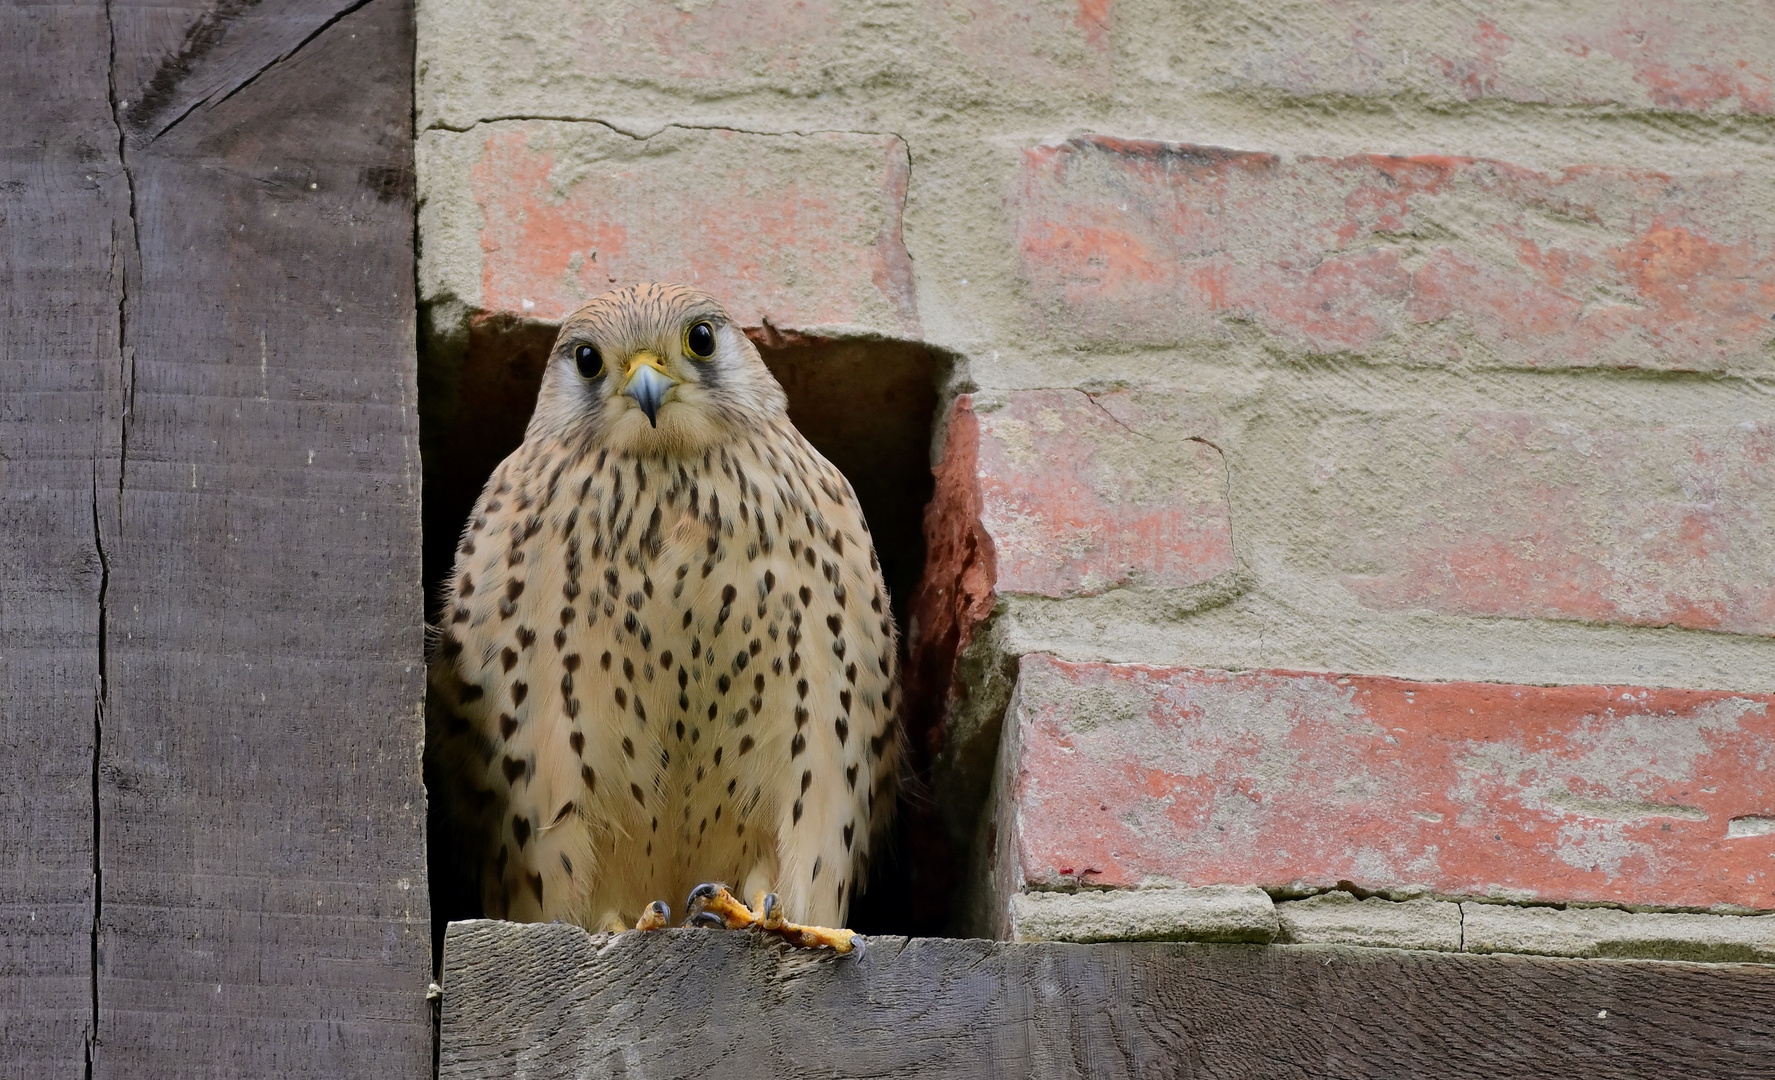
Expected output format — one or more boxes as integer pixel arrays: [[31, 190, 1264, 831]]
[[111, 0, 381, 143], [93, 0, 431, 1075], [441, 921, 1775, 1080], [0, 2, 128, 1076]]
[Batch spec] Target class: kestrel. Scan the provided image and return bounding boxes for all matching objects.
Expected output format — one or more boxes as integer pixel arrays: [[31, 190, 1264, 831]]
[[428, 283, 900, 951]]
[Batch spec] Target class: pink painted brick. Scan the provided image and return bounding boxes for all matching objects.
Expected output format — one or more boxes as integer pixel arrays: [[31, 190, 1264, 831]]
[[996, 655, 1775, 911], [931, 391, 1235, 601], [1015, 136, 1775, 372], [1322, 412, 1775, 637], [469, 122, 916, 333], [1183, 0, 1775, 115]]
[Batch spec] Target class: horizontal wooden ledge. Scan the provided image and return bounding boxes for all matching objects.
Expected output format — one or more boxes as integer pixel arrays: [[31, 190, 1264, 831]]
[[439, 920, 1775, 1080]]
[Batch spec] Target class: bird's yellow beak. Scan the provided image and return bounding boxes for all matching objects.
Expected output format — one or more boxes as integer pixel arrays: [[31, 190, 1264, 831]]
[[621, 351, 677, 427]]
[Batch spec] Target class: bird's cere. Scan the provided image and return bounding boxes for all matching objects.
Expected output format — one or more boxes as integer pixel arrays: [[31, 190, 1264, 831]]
[[622, 352, 676, 427]]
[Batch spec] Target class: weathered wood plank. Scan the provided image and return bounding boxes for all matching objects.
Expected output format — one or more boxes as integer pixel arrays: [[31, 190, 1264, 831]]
[[93, 0, 431, 1076], [441, 921, 1775, 1080], [109, 0, 373, 143], [0, 2, 128, 1075]]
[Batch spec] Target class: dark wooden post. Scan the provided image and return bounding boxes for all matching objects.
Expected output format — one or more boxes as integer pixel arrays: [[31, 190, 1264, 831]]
[[3, 1, 432, 1075], [0, 2, 123, 1071]]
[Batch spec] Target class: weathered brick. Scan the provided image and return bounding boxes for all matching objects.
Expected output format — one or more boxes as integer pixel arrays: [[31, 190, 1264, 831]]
[[995, 655, 1775, 911], [454, 121, 916, 334], [1155, 0, 1775, 114], [1015, 136, 1775, 372], [1009, 885, 1278, 944], [1461, 902, 1775, 962], [567, 0, 1112, 99], [1316, 411, 1775, 637], [905, 395, 1000, 745], [419, 0, 1109, 131], [952, 389, 1236, 599], [904, 390, 1236, 845], [1274, 893, 1463, 952]]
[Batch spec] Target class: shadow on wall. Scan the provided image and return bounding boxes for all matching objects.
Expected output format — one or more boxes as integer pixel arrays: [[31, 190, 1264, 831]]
[[417, 311, 963, 954]]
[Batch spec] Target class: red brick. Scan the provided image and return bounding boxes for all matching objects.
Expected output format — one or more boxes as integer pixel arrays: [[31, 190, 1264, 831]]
[[468, 123, 916, 333], [1015, 137, 1775, 372], [903, 390, 1236, 794], [935, 390, 1235, 601], [1000, 655, 1775, 911], [1324, 412, 1775, 637], [1198, 1, 1774, 115]]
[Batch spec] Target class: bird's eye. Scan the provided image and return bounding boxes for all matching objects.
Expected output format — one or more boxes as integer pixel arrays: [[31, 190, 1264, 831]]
[[574, 343, 603, 379], [684, 321, 716, 360]]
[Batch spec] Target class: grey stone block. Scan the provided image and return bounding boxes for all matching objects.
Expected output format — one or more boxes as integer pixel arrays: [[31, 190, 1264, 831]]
[[1009, 886, 1278, 944], [1462, 903, 1775, 963], [1276, 892, 1463, 952]]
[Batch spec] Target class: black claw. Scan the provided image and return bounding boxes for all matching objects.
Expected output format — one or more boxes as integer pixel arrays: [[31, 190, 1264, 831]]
[[647, 900, 670, 921], [686, 911, 726, 929], [686, 882, 724, 909], [850, 935, 866, 961]]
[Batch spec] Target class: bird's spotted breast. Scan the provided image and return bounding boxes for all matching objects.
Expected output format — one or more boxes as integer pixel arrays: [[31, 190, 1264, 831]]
[[430, 417, 899, 932]]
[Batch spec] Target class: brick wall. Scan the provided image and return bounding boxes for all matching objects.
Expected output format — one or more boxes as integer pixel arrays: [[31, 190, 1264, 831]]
[[417, 0, 1775, 954]]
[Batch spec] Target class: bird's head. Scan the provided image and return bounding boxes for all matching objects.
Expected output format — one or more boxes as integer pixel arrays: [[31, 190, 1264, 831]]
[[528, 283, 788, 454]]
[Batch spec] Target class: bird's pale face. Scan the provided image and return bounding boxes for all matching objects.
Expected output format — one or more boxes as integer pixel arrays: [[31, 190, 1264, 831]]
[[527, 283, 787, 454]]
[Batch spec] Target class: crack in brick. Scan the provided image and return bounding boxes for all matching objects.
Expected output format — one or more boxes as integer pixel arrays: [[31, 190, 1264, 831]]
[[425, 114, 906, 146]]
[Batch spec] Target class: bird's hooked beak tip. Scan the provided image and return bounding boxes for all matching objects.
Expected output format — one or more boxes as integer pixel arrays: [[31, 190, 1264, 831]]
[[622, 353, 677, 428]]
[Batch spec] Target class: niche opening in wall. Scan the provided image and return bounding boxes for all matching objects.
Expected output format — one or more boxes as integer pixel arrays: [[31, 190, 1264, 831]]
[[418, 311, 960, 960]]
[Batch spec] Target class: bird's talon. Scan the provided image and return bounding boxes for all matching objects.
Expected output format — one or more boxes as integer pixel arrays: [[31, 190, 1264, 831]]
[[759, 892, 785, 931], [680, 883, 850, 951], [759, 916, 858, 953], [635, 901, 671, 932], [684, 882, 756, 929]]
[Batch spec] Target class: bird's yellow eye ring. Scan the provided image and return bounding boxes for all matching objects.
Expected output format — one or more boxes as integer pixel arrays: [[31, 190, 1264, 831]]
[[684, 321, 716, 360]]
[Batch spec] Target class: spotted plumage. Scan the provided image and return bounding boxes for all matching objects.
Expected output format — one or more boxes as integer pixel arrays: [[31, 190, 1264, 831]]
[[427, 283, 900, 934]]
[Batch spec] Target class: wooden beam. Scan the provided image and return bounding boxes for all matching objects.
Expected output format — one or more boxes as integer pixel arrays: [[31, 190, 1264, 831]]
[[91, 0, 432, 1075], [441, 921, 1775, 1079], [0, 1, 126, 1072]]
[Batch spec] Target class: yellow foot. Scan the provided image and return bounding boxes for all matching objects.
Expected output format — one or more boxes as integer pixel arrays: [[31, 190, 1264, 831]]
[[683, 883, 860, 955], [634, 900, 671, 932]]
